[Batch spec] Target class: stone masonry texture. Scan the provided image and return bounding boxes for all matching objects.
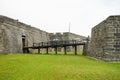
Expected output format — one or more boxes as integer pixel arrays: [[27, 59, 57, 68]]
[[49, 32, 86, 51], [0, 15, 86, 54], [84, 15, 120, 62], [0, 15, 50, 54]]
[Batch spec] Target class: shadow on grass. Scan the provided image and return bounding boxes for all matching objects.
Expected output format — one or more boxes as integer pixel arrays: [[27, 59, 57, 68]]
[[24, 51, 83, 57]]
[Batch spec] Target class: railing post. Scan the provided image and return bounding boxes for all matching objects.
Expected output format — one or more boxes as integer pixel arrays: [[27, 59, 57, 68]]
[[42, 42, 43, 46], [39, 43, 40, 47], [33, 43, 34, 47], [47, 42, 48, 46]]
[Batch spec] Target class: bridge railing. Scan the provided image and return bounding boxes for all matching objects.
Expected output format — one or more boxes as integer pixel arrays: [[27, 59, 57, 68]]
[[33, 40, 85, 47]]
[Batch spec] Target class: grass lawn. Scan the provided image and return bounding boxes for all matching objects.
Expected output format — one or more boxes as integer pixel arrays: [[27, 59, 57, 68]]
[[0, 53, 120, 80]]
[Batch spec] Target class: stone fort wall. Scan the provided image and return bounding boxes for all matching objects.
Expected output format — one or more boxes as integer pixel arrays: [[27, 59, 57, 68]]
[[0, 15, 50, 54], [84, 15, 120, 61], [49, 32, 86, 51], [0, 15, 86, 54], [49, 32, 86, 41]]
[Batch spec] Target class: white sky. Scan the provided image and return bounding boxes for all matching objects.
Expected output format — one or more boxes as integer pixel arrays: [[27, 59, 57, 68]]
[[0, 0, 120, 36]]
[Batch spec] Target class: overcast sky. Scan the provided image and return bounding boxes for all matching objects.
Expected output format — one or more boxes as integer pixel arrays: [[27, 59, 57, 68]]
[[0, 0, 120, 36]]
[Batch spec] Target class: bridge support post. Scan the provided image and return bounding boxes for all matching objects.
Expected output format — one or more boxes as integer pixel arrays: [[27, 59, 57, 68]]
[[46, 47, 49, 54], [64, 46, 67, 55], [38, 48, 40, 54], [82, 44, 86, 55], [55, 47, 57, 54], [74, 45, 77, 55]]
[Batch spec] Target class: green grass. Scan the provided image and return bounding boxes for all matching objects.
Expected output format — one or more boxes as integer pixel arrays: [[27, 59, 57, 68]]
[[0, 53, 120, 80]]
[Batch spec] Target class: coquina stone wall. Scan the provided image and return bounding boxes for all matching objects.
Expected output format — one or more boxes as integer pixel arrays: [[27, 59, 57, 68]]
[[50, 32, 86, 41], [0, 15, 50, 54], [84, 15, 120, 62], [49, 32, 86, 51]]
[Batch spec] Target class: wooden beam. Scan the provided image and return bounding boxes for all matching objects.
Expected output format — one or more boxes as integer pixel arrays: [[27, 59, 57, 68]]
[[64, 46, 67, 55], [55, 47, 57, 54], [46, 47, 49, 54], [38, 48, 40, 54], [74, 45, 77, 55]]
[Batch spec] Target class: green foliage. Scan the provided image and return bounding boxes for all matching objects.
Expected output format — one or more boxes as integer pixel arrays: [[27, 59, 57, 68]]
[[0, 54, 120, 80]]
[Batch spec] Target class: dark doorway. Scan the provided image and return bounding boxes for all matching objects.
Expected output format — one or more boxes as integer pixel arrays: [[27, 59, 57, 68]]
[[22, 35, 29, 53], [22, 35, 26, 48]]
